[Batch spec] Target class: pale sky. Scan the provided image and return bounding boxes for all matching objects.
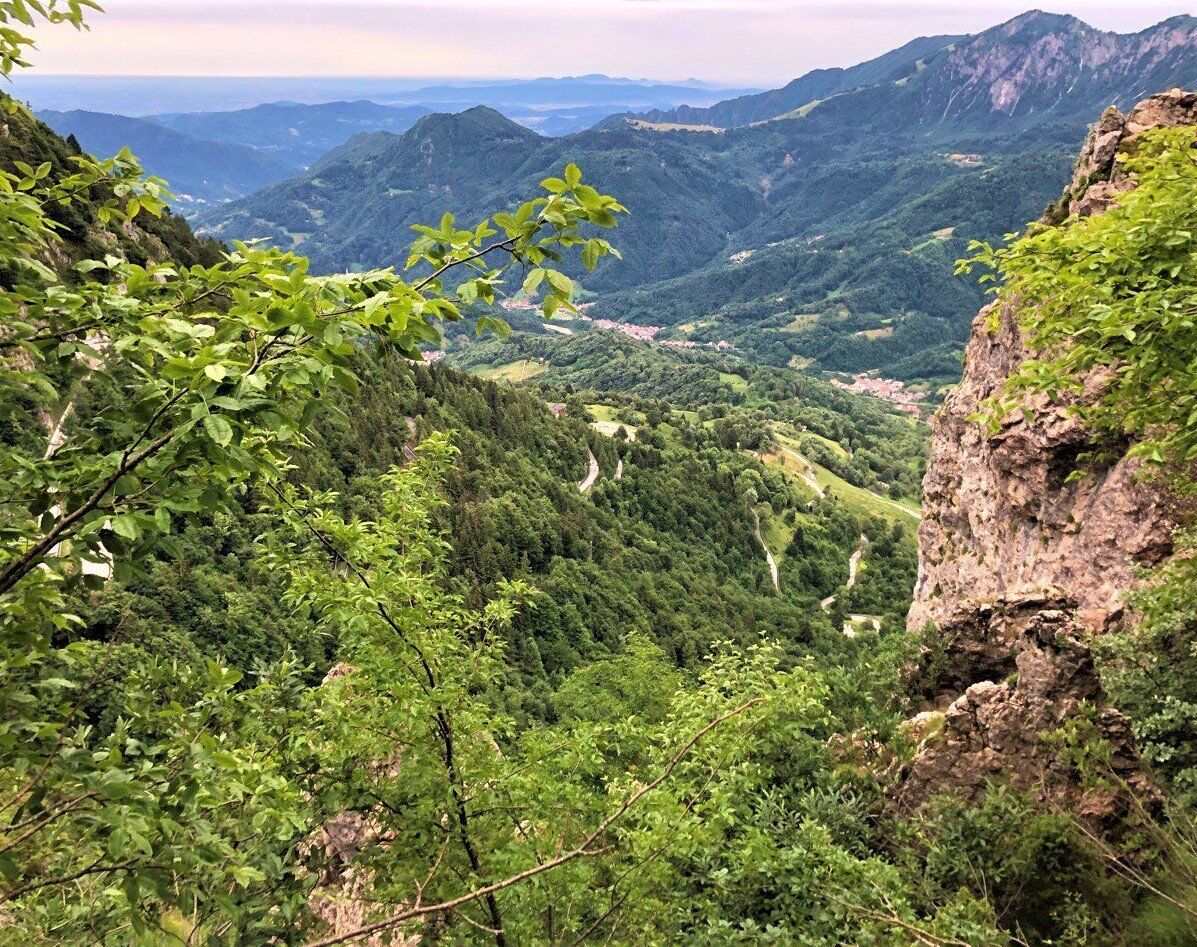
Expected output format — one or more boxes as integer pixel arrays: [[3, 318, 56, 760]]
[[26, 0, 1197, 85]]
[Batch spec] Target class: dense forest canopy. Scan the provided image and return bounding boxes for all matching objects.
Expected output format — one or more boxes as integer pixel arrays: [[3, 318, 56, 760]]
[[0, 4, 1195, 946]]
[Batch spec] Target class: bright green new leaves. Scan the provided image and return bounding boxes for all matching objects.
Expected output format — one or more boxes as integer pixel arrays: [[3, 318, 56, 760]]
[[961, 127, 1197, 470], [0, 27, 622, 931], [260, 450, 854, 942], [407, 161, 624, 330], [0, 1, 101, 77]]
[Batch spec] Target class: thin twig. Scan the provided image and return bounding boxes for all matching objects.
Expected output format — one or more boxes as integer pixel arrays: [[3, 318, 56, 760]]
[[304, 696, 763, 947]]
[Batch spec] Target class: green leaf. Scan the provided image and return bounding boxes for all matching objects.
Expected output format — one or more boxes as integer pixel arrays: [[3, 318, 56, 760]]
[[203, 413, 234, 447], [521, 268, 546, 294], [110, 515, 140, 540], [545, 270, 573, 295]]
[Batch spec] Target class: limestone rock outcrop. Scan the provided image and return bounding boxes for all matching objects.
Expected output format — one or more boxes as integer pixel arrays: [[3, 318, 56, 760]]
[[894, 90, 1197, 821], [1065, 88, 1197, 217]]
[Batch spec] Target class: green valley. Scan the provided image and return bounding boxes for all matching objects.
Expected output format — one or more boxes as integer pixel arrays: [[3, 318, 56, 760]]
[[4, 3, 1197, 945]]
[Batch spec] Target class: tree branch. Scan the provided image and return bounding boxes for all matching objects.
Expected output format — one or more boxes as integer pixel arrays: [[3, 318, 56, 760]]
[[411, 236, 521, 293], [304, 696, 763, 946]]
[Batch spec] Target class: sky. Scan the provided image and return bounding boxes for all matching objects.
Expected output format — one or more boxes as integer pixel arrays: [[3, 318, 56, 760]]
[[25, 0, 1197, 86]]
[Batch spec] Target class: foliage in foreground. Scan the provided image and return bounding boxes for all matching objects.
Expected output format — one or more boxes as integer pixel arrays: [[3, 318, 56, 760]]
[[1, 4, 1195, 944]]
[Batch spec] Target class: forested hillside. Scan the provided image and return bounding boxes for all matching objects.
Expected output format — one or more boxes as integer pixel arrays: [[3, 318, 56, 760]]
[[119, 349, 917, 727], [4, 4, 1197, 945], [200, 12, 1197, 383], [449, 329, 927, 501], [0, 105, 222, 268]]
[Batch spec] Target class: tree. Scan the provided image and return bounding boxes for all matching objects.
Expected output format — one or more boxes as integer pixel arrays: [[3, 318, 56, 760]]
[[0, 5, 629, 935]]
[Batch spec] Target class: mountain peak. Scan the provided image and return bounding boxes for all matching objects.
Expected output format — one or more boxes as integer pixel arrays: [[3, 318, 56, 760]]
[[1153, 13, 1197, 30], [410, 104, 539, 139], [1005, 9, 1086, 27], [984, 9, 1091, 41]]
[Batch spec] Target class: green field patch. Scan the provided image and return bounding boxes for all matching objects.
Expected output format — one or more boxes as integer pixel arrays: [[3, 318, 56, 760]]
[[810, 462, 922, 522], [760, 444, 824, 501], [780, 313, 821, 333], [474, 360, 546, 383], [792, 429, 850, 458], [586, 404, 639, 440], [768, 432, 919, 521], [718, 371, 750, 392], [759, 508, 800, 566]]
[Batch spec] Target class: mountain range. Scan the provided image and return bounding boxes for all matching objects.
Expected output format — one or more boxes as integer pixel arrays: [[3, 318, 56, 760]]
[[631, 13, 1197, 130], [199, 11, 1197, 387], [152, 100, 435, 166], [34, 74, 762, 209], [36, 109, 299, 215]]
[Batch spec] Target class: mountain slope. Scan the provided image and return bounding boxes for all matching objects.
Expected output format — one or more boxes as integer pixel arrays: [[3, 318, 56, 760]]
[[154, 100, 435, 166], [199, 12, 1197, 382], [3, 102, 222, 267], [37, 109, 298, 214], [772, 11, 1197, 133], [202, 107, 554, 265], [202, 106, 764, 283], [627, 12, 1197, 134], [629, 33, 961, 129]]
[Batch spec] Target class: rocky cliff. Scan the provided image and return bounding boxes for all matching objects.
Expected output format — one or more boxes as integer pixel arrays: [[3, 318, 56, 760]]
[[893, 90, 1197, 823], [926, 13, 1197, 121]]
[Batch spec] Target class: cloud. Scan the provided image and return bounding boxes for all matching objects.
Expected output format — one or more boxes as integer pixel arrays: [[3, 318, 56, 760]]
[[25, 1, 1194, 84]]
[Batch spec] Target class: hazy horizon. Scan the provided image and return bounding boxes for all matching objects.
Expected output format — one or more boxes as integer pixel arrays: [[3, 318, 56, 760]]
[[24, 1, 1196, 87]]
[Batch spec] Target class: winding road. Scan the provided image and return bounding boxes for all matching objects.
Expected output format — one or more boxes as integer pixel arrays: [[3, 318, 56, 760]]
[[846, 536, 866, 589], [578, 450, 600, 493], [753, 511, 780, 591], [780, 445, 826, 498], [820, 534, 867, 613]]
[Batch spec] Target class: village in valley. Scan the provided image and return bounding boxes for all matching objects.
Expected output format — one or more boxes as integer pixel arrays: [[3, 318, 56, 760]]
[[484, 297, 927, 420], [830, 373, 926, 418], [499, 297, 736, 351]]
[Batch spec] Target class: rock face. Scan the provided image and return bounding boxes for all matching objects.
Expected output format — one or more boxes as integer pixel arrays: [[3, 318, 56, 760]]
[[894, 593, 1155, 824], [928, 13, 1197, 122], [894, 90, 1197, 821], [1066, 88, 1197, 217]]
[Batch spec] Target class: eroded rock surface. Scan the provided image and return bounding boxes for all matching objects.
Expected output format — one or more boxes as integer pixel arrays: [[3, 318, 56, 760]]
[[895, 90, 1197, 822], [895, 593, 1155, 827], [1065, 88, 1197, 217]]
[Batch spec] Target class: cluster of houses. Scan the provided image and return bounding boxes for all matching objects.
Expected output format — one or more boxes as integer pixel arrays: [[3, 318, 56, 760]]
[[830, 373, 925, 418], [496, 296, 735, 350], [586, 317, 660, 341]]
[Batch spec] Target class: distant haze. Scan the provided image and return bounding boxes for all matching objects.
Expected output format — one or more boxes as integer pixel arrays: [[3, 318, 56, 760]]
[[24, 1, 1195, 87]]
